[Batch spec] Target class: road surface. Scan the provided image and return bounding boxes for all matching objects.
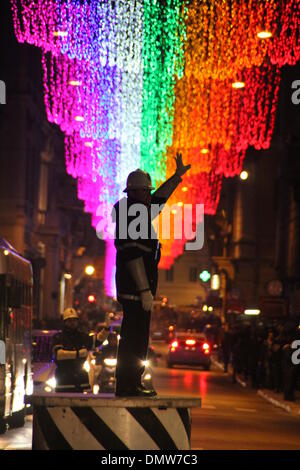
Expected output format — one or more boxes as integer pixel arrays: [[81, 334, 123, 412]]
[[1, 345, 299, 450]]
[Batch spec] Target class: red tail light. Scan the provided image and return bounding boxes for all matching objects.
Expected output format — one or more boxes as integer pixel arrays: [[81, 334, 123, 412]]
[[202, 342, 210, 354], [171, 341, 178, 349]]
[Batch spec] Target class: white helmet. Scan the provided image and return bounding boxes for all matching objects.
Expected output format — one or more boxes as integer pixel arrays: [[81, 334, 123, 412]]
[[63, 308, 79, 321], [123, 169, 154, 193]]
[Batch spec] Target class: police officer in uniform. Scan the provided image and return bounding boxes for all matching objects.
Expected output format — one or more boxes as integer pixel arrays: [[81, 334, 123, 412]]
[[114, 153, 191, 397], [53, 308, 111, 392]]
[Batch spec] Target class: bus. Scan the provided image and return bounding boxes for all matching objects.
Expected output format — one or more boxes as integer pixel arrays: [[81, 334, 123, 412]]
[[0, 238, 33, 434]]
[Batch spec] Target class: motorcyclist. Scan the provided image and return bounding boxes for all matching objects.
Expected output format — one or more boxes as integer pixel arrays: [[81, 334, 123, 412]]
[[53, 308, 111, 392], [102, 331, 119, 357]]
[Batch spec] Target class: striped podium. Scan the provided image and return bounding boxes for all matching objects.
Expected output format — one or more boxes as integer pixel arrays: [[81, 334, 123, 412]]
[[27, 393, 201, 450]]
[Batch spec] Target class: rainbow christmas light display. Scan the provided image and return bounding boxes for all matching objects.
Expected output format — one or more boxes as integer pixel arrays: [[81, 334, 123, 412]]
[[11, 0, 300, 288]]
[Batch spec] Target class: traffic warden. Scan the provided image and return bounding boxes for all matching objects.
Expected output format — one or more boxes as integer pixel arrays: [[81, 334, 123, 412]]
[[53, 308, 111, 392], [114, 153, 191, 397]]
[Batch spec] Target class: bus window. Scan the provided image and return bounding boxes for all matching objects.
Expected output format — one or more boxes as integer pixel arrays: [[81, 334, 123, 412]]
[[32, 334, 54, 363], [8, 280, 22, 309]]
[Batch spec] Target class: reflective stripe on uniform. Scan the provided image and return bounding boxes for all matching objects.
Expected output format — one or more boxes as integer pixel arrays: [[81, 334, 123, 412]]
[[118, 293, 140, 301], [116, 242, 152, 253], [56, 384, 76, 389], [56, 349, 78, 361], [56, 383, 90, 390]]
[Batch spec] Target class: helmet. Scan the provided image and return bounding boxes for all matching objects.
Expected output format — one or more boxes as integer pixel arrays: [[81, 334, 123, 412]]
[[63, 307, 79, 321], [123, 169, 155, 193]]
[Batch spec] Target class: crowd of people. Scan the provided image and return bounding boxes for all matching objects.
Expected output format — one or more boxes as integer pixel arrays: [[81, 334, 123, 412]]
[[219, 319, 300, 401]]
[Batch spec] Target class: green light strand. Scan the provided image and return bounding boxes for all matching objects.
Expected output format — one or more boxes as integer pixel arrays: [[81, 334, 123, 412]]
[[141, 0, 186, 186]]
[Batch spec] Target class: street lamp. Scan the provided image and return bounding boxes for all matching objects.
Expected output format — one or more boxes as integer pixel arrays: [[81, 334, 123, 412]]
[[85, 265, 95, 276], [240, 170, 249, 180], [211, 274, 220, 290]]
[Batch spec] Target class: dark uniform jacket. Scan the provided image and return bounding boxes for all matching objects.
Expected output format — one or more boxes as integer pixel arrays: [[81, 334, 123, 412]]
[[113, 173, 182, 303], [52, 328, 107, 391]]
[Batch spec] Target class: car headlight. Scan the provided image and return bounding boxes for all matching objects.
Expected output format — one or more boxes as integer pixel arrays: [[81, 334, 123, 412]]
[[45, 377, 56, 389], [83, 360, 90, 373], [104, 358, 117, 367]]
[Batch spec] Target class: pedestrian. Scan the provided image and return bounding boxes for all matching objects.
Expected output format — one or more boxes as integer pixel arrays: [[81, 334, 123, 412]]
[[240, 323, 251, 381], [265, 329, 274, 389], [269, 329, 282, 392], [221, 323, 231, 373], [255, 334, 267, 389], [248, 326, 266, 389], [53, 308, 111, 392], [231, 325, 241, 384], [282, 323, 298, 401], [282, 343, 296, 401], [113, 153, 191, 397]]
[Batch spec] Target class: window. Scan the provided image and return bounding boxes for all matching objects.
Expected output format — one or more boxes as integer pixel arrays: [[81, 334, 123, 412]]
[[189, 267, 197, 282], [165, 267, 174, 282], [37, 159, 49, 225]]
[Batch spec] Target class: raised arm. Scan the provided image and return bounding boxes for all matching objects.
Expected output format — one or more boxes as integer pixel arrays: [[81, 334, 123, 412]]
[[151, 153, 191, 218]]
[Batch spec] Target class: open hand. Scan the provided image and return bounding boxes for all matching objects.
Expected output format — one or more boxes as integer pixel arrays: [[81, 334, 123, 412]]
[[140, 290, 153, 312], [174, 152, 191, 177]]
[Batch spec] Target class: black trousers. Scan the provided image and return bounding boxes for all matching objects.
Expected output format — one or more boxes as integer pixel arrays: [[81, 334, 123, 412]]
[[55, 365, 90, 393], [116, 300, 151, 391]]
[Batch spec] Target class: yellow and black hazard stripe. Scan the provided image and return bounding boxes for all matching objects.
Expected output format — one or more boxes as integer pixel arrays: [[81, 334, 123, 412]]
[[32, 406, 191, 450]]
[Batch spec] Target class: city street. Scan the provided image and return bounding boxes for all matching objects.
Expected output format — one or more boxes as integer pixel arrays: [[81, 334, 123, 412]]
[[156, 365, 300, 450], [154, 343, 300, 450], [1, 0, 300, 456], [1, 346, 299, 451]]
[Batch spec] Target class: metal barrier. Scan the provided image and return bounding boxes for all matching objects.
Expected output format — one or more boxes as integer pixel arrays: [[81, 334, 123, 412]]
[[28, 393, 201, 450]]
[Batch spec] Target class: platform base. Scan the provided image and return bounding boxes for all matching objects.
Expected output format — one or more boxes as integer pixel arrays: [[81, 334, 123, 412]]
[[29, 393, 201, 450]]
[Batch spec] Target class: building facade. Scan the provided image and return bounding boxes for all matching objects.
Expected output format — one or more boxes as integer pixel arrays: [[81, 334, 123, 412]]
[[157, 238, 211, 306], [0, 7, 104, 322]]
